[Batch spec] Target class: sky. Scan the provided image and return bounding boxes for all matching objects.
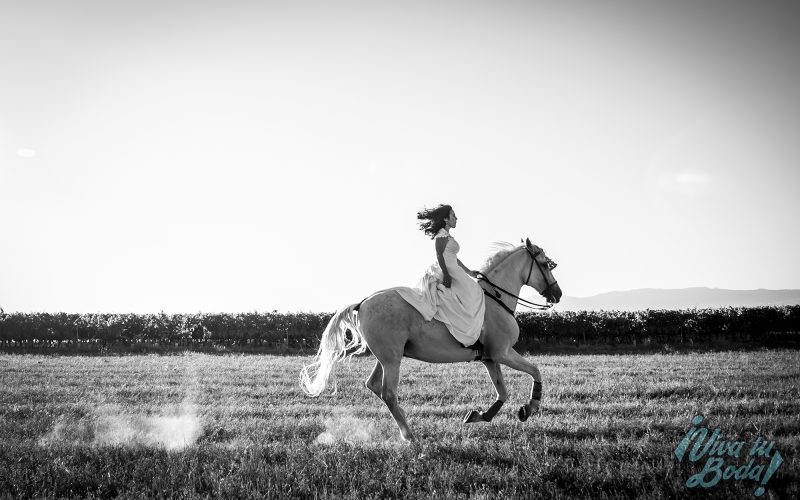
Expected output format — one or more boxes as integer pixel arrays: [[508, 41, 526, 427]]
[[1, 0, 799, 313]]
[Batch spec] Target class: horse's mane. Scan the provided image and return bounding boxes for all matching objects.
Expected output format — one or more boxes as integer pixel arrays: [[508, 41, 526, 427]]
[[480, 242, 523, 273]]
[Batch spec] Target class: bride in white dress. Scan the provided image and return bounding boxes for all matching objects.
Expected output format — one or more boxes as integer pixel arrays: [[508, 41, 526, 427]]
[[396, 204, 486, 347]]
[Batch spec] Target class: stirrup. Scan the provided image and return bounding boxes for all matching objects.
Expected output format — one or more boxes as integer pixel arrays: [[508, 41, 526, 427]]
[[462, 340, 483, 361]]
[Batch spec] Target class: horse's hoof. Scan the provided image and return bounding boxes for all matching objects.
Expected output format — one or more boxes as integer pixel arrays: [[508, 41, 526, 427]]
[[463, 409, 485, 424], [517, 405, 530, 422]]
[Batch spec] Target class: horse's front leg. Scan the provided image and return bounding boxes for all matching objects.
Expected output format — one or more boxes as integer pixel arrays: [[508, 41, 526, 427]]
[[464, 360, 507, 423], [496, 349, 542, 422]]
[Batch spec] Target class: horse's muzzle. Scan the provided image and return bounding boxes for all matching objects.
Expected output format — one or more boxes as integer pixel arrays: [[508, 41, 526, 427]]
[[546, 283, 562, 304]]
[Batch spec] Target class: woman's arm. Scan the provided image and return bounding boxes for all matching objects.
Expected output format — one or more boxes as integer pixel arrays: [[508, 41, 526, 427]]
[[457, 259, 478, 278], [436, 237, 451, 287]]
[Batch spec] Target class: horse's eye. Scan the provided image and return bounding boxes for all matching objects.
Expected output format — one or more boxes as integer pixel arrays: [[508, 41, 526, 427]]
[[546, 259, 557, 271]]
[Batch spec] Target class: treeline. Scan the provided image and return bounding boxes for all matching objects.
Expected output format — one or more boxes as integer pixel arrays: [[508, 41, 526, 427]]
[[0, 312, 329, 351], [0, 306, 798, 353], [514, 305, 799, 352]]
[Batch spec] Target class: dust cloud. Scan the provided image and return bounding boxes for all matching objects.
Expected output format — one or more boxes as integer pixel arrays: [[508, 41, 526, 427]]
[[315, 409, 377, 445], [40, 402, 202, 450]]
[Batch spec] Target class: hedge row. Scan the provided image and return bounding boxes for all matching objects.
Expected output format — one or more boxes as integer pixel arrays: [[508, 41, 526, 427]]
[[514, 305, 800, 351], [1, 306, 798, 351], [0, 312, 330, 349]]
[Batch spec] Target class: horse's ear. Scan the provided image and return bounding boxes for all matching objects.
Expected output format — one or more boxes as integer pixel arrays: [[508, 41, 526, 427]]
[[525, 237, 533, 248]]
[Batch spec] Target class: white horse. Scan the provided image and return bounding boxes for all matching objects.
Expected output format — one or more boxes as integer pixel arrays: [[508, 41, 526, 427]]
[[301, 238, 561, 441]]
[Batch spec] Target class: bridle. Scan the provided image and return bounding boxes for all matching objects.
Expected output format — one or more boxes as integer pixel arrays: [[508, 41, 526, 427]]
[[525, 246, 559, 299], [476, 246, 558, 316]]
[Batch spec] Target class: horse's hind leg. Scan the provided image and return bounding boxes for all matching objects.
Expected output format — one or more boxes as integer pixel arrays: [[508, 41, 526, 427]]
[[380, 361, 415, 441], [464, 361, 507, 423], [357, 292, 415, 441], [496, 348, 543, 422], [365, 360, 383, 399]]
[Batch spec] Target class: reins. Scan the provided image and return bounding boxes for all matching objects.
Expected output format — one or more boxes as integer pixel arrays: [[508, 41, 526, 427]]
[[476, 272, 553, 313], [475, 246, 558, 315]]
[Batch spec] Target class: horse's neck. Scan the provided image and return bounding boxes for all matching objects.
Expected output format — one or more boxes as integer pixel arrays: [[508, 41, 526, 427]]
[[483, 251, 525, 310]]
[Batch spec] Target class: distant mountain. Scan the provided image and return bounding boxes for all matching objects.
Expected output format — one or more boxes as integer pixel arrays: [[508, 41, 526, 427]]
[[539, 288, 800, 312]]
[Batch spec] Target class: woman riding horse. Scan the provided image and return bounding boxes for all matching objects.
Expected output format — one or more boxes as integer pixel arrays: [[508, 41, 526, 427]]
[[301, 206, 562, 441], [395, 204, 485, 349]]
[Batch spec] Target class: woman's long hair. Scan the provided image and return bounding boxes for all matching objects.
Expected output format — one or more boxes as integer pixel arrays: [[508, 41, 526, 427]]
[[417, 204, 452, 239]]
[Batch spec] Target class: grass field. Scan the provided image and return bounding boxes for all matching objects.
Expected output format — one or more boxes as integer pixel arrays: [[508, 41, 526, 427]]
[[1, 351, 798, 498]]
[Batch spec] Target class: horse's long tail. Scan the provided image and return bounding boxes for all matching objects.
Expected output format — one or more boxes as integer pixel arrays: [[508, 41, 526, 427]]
[[300, 303, 367, 397]]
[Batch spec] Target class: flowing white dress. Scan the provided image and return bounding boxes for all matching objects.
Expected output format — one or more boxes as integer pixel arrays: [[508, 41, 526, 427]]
[[396, 228, 486, 346]]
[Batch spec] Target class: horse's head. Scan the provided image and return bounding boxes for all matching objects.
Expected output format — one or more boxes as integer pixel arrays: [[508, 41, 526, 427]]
[[523, 237, 562, 304]]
